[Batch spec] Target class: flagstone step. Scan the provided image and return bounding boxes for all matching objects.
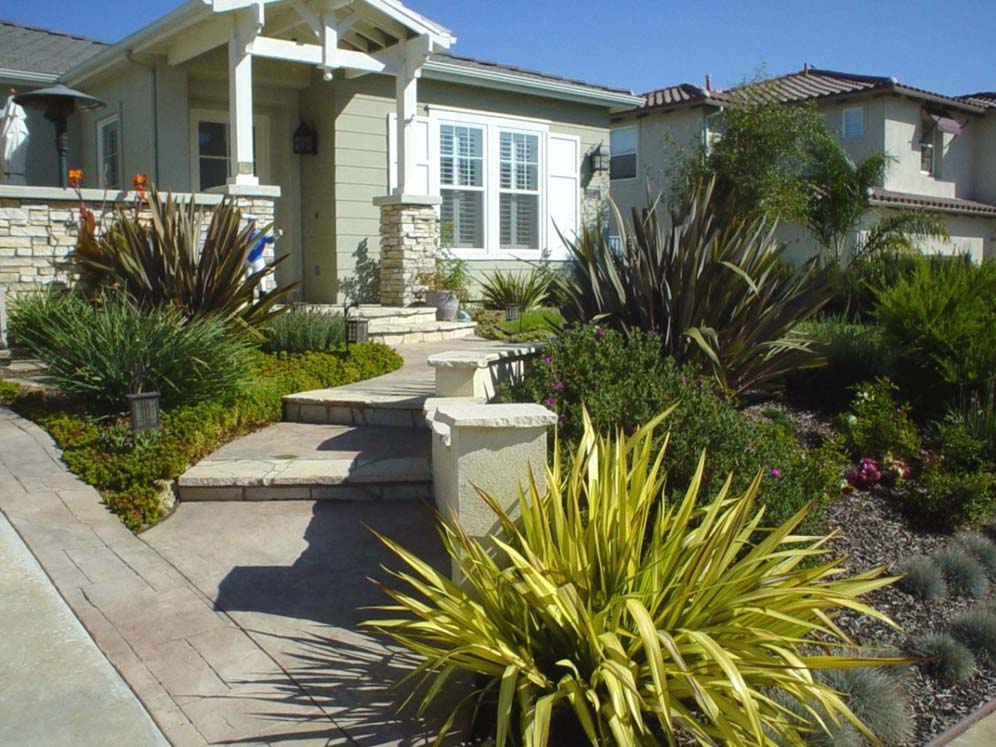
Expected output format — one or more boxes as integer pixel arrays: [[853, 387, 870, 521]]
[[176, 422, 431, 502], [368, 320, 477, 346]]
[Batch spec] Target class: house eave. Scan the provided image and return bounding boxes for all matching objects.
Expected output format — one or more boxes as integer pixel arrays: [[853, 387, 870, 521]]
[[422, 59, 643, 112], [0, 68, 60, 86]]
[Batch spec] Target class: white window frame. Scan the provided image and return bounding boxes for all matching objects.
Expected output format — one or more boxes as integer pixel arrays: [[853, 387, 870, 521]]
[[919, 115, 939, 176], [188, 108, 271, 192], [842, 107, 864, 140], [96, 114, 121, 190], [610, 125, 638, 182], [428, 109, 550, 260]]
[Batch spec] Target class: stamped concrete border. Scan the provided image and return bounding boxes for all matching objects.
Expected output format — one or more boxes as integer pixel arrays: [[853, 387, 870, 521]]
[[0, 407, 347, 746]]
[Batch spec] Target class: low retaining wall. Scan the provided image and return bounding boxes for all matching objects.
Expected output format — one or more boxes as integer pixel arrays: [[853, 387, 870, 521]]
[[0, 184, 280, 296]]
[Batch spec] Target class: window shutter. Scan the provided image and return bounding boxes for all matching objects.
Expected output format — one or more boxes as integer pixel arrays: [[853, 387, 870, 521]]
[[546, 134, 580, 259], [387, 113, 432, 194]]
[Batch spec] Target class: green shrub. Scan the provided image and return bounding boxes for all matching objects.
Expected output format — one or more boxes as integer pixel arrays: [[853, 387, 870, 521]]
[[895, 556, 947, 601], [932, 547, 989, 598], [825, 251, 923, 322], [788, 317, 894, 408], [260, 308, 345, 353], [912, 460, 996, 530], [474, 307, 562, 343], [838, 378, 921, 461], [874, 255, 996, 412], [365, 412, 900, 747], [956, 531, 996, 581], [950, 607, 996, 665], [559, 178, 834, 397], [908, 633, 977, 685], [70, 187, 296, 328], [0, 380, 20, 402], [938, 389, 996, 469], [13, 345, 402, 530], [10, 292, 253, 412], [500, 325, 844, 525], [478, 267, 552, 311]]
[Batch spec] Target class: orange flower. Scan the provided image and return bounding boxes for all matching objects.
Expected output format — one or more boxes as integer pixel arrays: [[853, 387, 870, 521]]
[[68, 168, 83, 188], [133, 173, 148, 193]]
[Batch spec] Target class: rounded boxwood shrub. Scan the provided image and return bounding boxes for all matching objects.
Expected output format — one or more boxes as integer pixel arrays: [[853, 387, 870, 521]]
[[500, 325, 844, 524]]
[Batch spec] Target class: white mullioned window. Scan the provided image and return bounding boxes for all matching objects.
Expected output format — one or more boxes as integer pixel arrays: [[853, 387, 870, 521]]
[[96, 115, 121, 189], [499, 131, 540, 250], [842, 107, 864, 139], [439, 124, 485, 248]]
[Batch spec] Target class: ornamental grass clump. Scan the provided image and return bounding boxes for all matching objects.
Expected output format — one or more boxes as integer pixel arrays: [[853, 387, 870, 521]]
[[956, 531, 996, 581], [932, 547, 989, 599], [908, 633, 977, 685], [895, 556, 948, 601], [365, 410, 900, 747], [950, 607, 996, 665]]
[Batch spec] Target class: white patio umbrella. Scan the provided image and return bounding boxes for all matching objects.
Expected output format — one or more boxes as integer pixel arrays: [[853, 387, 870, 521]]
[[1, 94, 29, 185]]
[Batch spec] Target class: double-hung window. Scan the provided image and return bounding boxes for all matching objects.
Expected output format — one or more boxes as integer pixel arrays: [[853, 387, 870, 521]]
[[97, 115, 121, 189], [919, 115, 937, 175], [610, 126, 638, 181], [189, 109, 270, 191], [842, 107, 864, 139], [439, 124, 485, 248], [499, 131, 540, 250]]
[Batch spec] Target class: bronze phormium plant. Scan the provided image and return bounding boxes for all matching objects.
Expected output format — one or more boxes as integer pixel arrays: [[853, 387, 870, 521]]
[[559, 178, 834, 397], [365, 410, 902, 746], [71, 187, 297, 328]]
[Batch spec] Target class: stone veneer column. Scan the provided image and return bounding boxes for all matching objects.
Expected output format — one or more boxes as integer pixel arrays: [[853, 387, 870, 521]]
[[373, 195, 440, 307]]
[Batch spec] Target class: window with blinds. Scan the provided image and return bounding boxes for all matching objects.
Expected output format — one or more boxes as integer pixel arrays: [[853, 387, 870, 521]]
[[440, 124, 485, 248], [610, 126, 637, 181], [499, 131, 540, 250], [97, 116, 121, 190]]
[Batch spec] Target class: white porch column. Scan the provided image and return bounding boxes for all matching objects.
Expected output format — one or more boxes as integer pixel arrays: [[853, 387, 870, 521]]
[[228, 9, 261, 186], [394, 57, 420, 197]]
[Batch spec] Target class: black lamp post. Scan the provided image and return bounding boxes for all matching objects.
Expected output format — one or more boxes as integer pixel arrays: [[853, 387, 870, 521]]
[[14, 84, 105, 188]]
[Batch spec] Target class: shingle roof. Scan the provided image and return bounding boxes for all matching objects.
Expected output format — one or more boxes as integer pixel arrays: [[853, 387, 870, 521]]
[[0, 19, 107, 77], [959, 92, 996, 109], [870, 187, 996, 218], [430, 52, 635, 96], [628, 67, 986, 115]]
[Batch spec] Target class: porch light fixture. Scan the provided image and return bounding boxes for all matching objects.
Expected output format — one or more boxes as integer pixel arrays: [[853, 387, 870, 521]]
[[505, 303, 522, 323], [293, 121, 318, 155], [128, 392, 161, 434], [589, 143, 610, 173], [13, 84, 105, 188]]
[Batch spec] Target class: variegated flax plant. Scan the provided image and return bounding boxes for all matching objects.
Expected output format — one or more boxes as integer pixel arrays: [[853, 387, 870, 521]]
[[364, 409, 902, 747]]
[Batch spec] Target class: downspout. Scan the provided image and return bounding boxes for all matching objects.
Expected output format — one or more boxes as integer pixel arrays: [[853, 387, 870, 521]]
[[126, 50, 160, 183]]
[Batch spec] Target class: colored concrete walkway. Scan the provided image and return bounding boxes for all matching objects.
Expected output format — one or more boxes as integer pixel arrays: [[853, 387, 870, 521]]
[[0, 406, 453, 746], [0, 512, 169, 747]]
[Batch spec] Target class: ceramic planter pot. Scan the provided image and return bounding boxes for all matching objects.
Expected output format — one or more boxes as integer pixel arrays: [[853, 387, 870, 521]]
[[426, 290, 459, 321]]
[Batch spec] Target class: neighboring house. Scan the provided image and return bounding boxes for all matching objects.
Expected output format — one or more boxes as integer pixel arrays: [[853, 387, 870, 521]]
[[610, 67, 996, 261], [0, 21, 108, 186], [0, 0, 640, 304]]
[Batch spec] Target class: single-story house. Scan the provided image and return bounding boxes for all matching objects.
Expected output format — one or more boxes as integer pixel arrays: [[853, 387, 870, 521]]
[[610, 67, 996, 261], [0, 0, 641, 304]]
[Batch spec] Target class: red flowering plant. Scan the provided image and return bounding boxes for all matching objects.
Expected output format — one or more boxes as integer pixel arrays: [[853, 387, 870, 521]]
[[845, 457, 882, 490]]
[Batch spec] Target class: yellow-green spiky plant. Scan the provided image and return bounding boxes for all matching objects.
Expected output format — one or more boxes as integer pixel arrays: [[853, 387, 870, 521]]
[[364, 409, 901, 746]]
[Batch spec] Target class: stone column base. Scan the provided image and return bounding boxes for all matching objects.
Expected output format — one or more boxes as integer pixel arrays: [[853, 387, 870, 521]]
[[374, 195, 440, 307]]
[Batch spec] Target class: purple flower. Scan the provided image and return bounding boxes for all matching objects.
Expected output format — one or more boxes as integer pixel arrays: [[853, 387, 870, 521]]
[[695, 378, 703, 388], [769, 468, 783, 478], [745, 442, 755, 453], [648, 327, 659, 337], [543, 356, 554, 365], [595, 327, 606, 339], [552, 380, 564, 391], [544, 397, 557, 408]]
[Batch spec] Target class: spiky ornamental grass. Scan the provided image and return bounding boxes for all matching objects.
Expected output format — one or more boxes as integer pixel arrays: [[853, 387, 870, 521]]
[[950, 607, 996, 666], [818, 666, 912, 746], [364, 409, 901, 747], [909, 633, 978, 685], [932, 547, 989, 599], [955, 531, 996, 582], [895, 556, 948, 601]]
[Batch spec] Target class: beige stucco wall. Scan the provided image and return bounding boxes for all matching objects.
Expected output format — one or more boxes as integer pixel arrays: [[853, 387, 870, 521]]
[[975, 112, 996, 205]]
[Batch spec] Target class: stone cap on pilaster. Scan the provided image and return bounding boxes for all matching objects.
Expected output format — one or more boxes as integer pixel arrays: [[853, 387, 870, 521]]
[[373, 194, 442, 207], [434, 403, 558, 430], [206, 183, 282, 199]]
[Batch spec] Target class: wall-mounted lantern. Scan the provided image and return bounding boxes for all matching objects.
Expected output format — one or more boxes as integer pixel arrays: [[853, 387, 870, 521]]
[[293, 121, 318, 155], [128, 392, 161, 434], [589, 143, 611, 173]]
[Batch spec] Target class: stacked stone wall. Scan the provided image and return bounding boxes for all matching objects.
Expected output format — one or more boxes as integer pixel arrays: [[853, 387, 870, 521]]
[[378, 202, 438, 307]]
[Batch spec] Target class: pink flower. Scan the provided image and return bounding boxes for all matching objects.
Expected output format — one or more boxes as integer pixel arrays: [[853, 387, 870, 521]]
[[769, 468, 783, 478], [552, 380, 564, 391], [543, 356, 554, 365], [544, 397, 557, 408], [595, 327, 606, 339]]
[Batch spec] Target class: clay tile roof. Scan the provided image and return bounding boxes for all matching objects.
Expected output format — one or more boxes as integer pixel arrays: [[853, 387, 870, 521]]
[[870, 187, 996, 218], [630, 68, 986, 115], [959, 92, 996, 109], [0, 19, 107, 77]]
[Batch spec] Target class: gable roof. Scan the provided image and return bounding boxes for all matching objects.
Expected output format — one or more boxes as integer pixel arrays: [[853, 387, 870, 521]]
[[0, 19, 108, 83], [625, 67, 987, 117]]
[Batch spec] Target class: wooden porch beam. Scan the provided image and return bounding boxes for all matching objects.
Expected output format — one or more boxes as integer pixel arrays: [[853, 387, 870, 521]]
[[246, 35, 400, 75], [167, 17, 233, 65]]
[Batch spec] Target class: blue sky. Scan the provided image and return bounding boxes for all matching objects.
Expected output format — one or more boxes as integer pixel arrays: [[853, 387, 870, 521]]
[[5, 0, 994, 96]]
